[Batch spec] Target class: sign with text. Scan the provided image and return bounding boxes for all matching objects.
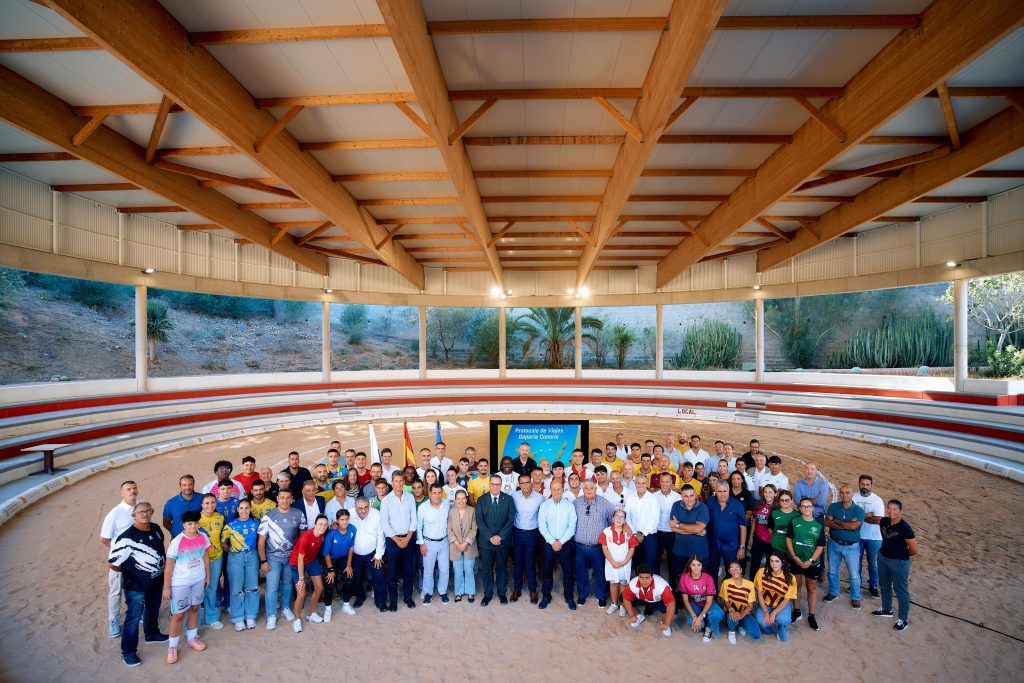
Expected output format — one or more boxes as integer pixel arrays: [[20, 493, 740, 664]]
[[489, 419, 588, 470]]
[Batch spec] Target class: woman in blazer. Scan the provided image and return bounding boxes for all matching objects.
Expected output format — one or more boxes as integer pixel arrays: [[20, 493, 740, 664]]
[[448, 489, 478, 602]]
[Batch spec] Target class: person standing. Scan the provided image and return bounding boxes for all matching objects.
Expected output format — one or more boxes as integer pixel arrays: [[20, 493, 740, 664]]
[[247, 479, 276, 521], [163, 510, 210, 664], [349, 496, 387, 612], [257, 489, 306, 630], [297, 480, 327, 529], [476, 474, 515, 606], [793, 462, 831, 584], [510, 473, 544, 604], [448, 489, 478, 602], [417, 483, 452, 605], [763, 456, 789, 495], [100, 480, 139, 638], [233, 456, 260, 496], [512, 442, 538, 476], [162, 475, 203, 537], [654, 475, 682, 578], [381, 471, 419, 611], [288, 514, 329, 632], [600, 508, 636, 616], [280, 451, 313, 499], [573, 481, 615, 608], [537, 479, 578, 611], [746, 484, 777, 581], [467, 457, 491, 505], [202, 461, 245, 499], [379, 447, 402, 483], [321, 509, 359, 621], [197, 494, 226, 629], [221, 499, 261, 631], [706, 481, 748, 580], [682, 435, 710, 473], [664, 434, 684, 471], [108, 501, 166, 667], [852, 474, 885, 598], [625, 474, 659, 571], [786, 498, 826, 631], [823, 485, 865, 609], [872, 499, 918, 631], [668, 486, 708, 591]]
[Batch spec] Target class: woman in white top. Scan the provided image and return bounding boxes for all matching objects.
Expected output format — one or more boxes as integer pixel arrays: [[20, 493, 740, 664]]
[[600, 509, 639, 616]]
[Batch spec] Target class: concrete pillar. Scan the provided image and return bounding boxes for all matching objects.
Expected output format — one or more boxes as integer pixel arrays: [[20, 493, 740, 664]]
[[954, 278, 968, 392], [499, 306, 507, 378], [418, 305, 427, 379], [321, 301, 331, 383], [755, 297, 765, 382], [574, 306, 582, 378], [655, 304, 664, 379], [135, 285, 147, 393]]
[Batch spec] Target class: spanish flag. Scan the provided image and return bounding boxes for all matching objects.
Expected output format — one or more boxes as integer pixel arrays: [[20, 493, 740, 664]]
[[402, 421, 415, 469]]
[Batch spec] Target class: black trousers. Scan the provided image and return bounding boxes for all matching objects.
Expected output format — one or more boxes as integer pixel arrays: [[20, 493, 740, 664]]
[[541, 540, 575, 600], [479, 542, 509, 598]]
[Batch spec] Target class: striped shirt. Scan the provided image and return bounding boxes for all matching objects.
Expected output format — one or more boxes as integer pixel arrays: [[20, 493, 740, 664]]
[[572, 495, 615, 545], [754, 568, 797, 609], [718, 577, 756, 612]]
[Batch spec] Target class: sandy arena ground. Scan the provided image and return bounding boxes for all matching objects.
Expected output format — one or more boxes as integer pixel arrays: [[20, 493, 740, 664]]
[[0, 414, 1021, 682]]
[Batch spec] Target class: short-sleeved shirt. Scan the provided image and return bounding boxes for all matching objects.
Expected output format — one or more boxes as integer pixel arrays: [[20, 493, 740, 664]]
[[109, 524, 165, 592], [167, 532, 211, 587], [233, 473, 260, 496], [258, 507, 307, 563], [852, 491, 885, 541], [467, 475, 489, 504], [100, 501, 135, 542], [249, 497, 276, 521], [825, 501, 865, 544], [719, 577, 756, 612], [622, 574, 675, 604], [706, 496, 748, 548], [669, 501, 709, 558], [880, 517, 916, 561], [754, 568, 797, 609], [768, 508, 800, 552], [222, 517, 260, 553], [678, 479, 702, 498], [750, 501, 773, 544], [322, 526, 357, 559], [678, 571, 717, 609], [215, 498, 240, 525], [198, 512, 225, 561], [786, 516, 826, 564], [162, 494, 204, 536], [289, 529, 325, 566]]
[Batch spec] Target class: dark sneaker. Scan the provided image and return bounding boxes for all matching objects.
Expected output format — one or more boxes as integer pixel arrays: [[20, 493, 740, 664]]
[[872, 609, 894, 618], [791, 609, 802, 623], [851, 600, 862, 609], [822, 594, 838, 604], [422, 594, 432, 606], [808, 614, 819, 631], [145, 632, 169, 643], [597, 599, 607, 608], [894, 619, 909, 631], [121, 653, 142, 667], [869, 586, 881, 598]]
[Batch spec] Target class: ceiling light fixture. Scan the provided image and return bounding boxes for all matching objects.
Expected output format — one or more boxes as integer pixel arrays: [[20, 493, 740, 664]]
[[324, 289, 333, 293], [141, 268, 155, 274], [945, 260, 959, 267], [753, 284, 761, 290]]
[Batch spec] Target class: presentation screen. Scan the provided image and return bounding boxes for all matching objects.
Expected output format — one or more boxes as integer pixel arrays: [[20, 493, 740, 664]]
[[489, 419, 589, 471]]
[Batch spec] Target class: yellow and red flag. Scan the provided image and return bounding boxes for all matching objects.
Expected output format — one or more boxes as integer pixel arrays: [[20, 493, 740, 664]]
[[402, 421, 415, 469]]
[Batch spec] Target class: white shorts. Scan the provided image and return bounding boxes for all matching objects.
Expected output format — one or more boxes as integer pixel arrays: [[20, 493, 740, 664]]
[[170, 581, 204, 615]]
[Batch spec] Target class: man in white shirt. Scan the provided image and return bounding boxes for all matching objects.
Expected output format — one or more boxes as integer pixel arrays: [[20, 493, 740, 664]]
[[298, 480, 325, 528], [654, 476, 682, 583], [537, 480, 578, 610], [750, 452, 771, 500], [415, 448, 435, 481], [430, 441, 453, 476], [511, 474, 544, 603], [763, 456, 790, 494], [417, 483, 451, 605], [626, 475, 659, 570], [620, 460, 638, 493], [852, 474, 885, 598], [349, 496, 387, 611], [602, 470, 636, 511], [682, 435, 710, 473], [614, 433, 629, 460], [100, 480, 139, 638], [379, 448, 402, 483]]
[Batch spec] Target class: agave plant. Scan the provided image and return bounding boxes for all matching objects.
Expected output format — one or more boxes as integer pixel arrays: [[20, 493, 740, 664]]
[[514, 307, 603, 369]]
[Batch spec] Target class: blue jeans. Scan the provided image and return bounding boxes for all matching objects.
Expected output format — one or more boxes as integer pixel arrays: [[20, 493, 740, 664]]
[[726, 612, 761, 639], [203, 555, 223, 625], [828, 540, 861, 600], [121, 581, 162, 656], [574, 543, 607, 601], [860, 538, 882, 588], [264, 559, 293, 618], [755, 603, 792, 641], [685, 601, 724, 636], [878, 555, 911, 621], [512, 528, 539, 593], [421, 538, 450, 597], [227, 551, 260, 623], [453, 554, 476, 596]]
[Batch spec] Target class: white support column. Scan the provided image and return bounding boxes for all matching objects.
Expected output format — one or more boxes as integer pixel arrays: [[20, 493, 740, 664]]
[[498, 306, 507, 379], [655, 304, 664, 379], [321, 301, 331, 383], [51, 189, 59, 254], [981, 200, 989, 258], [117, 211, 125, 265], [954, 278, 968, 392], [755, 297, 765, 382], [574, 306, 582, 378], [418, 305, 427, 379], [135, 285, 148, 393]]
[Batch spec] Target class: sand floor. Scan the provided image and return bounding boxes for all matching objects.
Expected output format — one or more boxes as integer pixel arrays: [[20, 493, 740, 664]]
[[0, 414, 1021, 682]]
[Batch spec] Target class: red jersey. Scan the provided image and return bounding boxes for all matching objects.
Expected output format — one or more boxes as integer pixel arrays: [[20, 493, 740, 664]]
[[233, 473, 259, 496], [288, 529, 324, 566], [622, 574, 675, 604], [356, 470, 373, 487]]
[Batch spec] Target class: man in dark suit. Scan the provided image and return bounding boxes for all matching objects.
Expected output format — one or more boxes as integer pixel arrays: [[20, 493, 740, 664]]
[[476, 474, 515, 606]]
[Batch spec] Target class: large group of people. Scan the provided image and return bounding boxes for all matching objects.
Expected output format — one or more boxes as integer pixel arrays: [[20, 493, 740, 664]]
[[102, 431, 918, 667]]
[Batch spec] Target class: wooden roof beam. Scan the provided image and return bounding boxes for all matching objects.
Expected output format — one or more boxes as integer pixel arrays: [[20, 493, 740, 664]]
[[254, 105, 304, 153], [656, 0, 1024, 288], [593, 97, 644, 142], [935, 83, 961, 150], [797, 147, 951, 191], [449, 100, 497, 145], [153, 159, 298, 199], [144, 95, 173, 163], [487, 221, 517, 248], [377, 0, 504, 288], [51, 182, 138, 192]]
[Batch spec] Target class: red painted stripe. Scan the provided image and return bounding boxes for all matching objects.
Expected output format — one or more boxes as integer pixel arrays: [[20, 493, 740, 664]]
[[2, 378, 1016, 419]]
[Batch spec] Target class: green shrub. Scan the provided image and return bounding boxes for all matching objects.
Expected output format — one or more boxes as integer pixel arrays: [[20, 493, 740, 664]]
[[0, 267, 25, 308], [336, 304, 368, 344], [986, 343, 1024, 378], [670, 319, 741, 370], [826, 309, 952, 368]]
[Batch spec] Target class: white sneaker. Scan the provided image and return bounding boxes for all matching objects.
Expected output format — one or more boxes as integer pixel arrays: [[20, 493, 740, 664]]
[[661, 626, 672, 638], [618, 605, 626, 618], [323, 606, 333, 623], [728, 631, 737, 645], [292, 619, 303, 633], [245, 618, 256, 630], [207, 620, 224, 630], [234, 622, 245, 632], [266, 616, 277, 630], [282, 609, 296, 621], [606, 603, 618, 615], [306, 613, 324, 624], [342, 603, 357, 616], [702, 627, 712, 643], [629, 614, 646, 629]]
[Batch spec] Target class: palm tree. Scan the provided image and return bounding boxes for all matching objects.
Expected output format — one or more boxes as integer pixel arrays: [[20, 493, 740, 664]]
[[609, 323, 636, 369], [515, 307, 603, 369]]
